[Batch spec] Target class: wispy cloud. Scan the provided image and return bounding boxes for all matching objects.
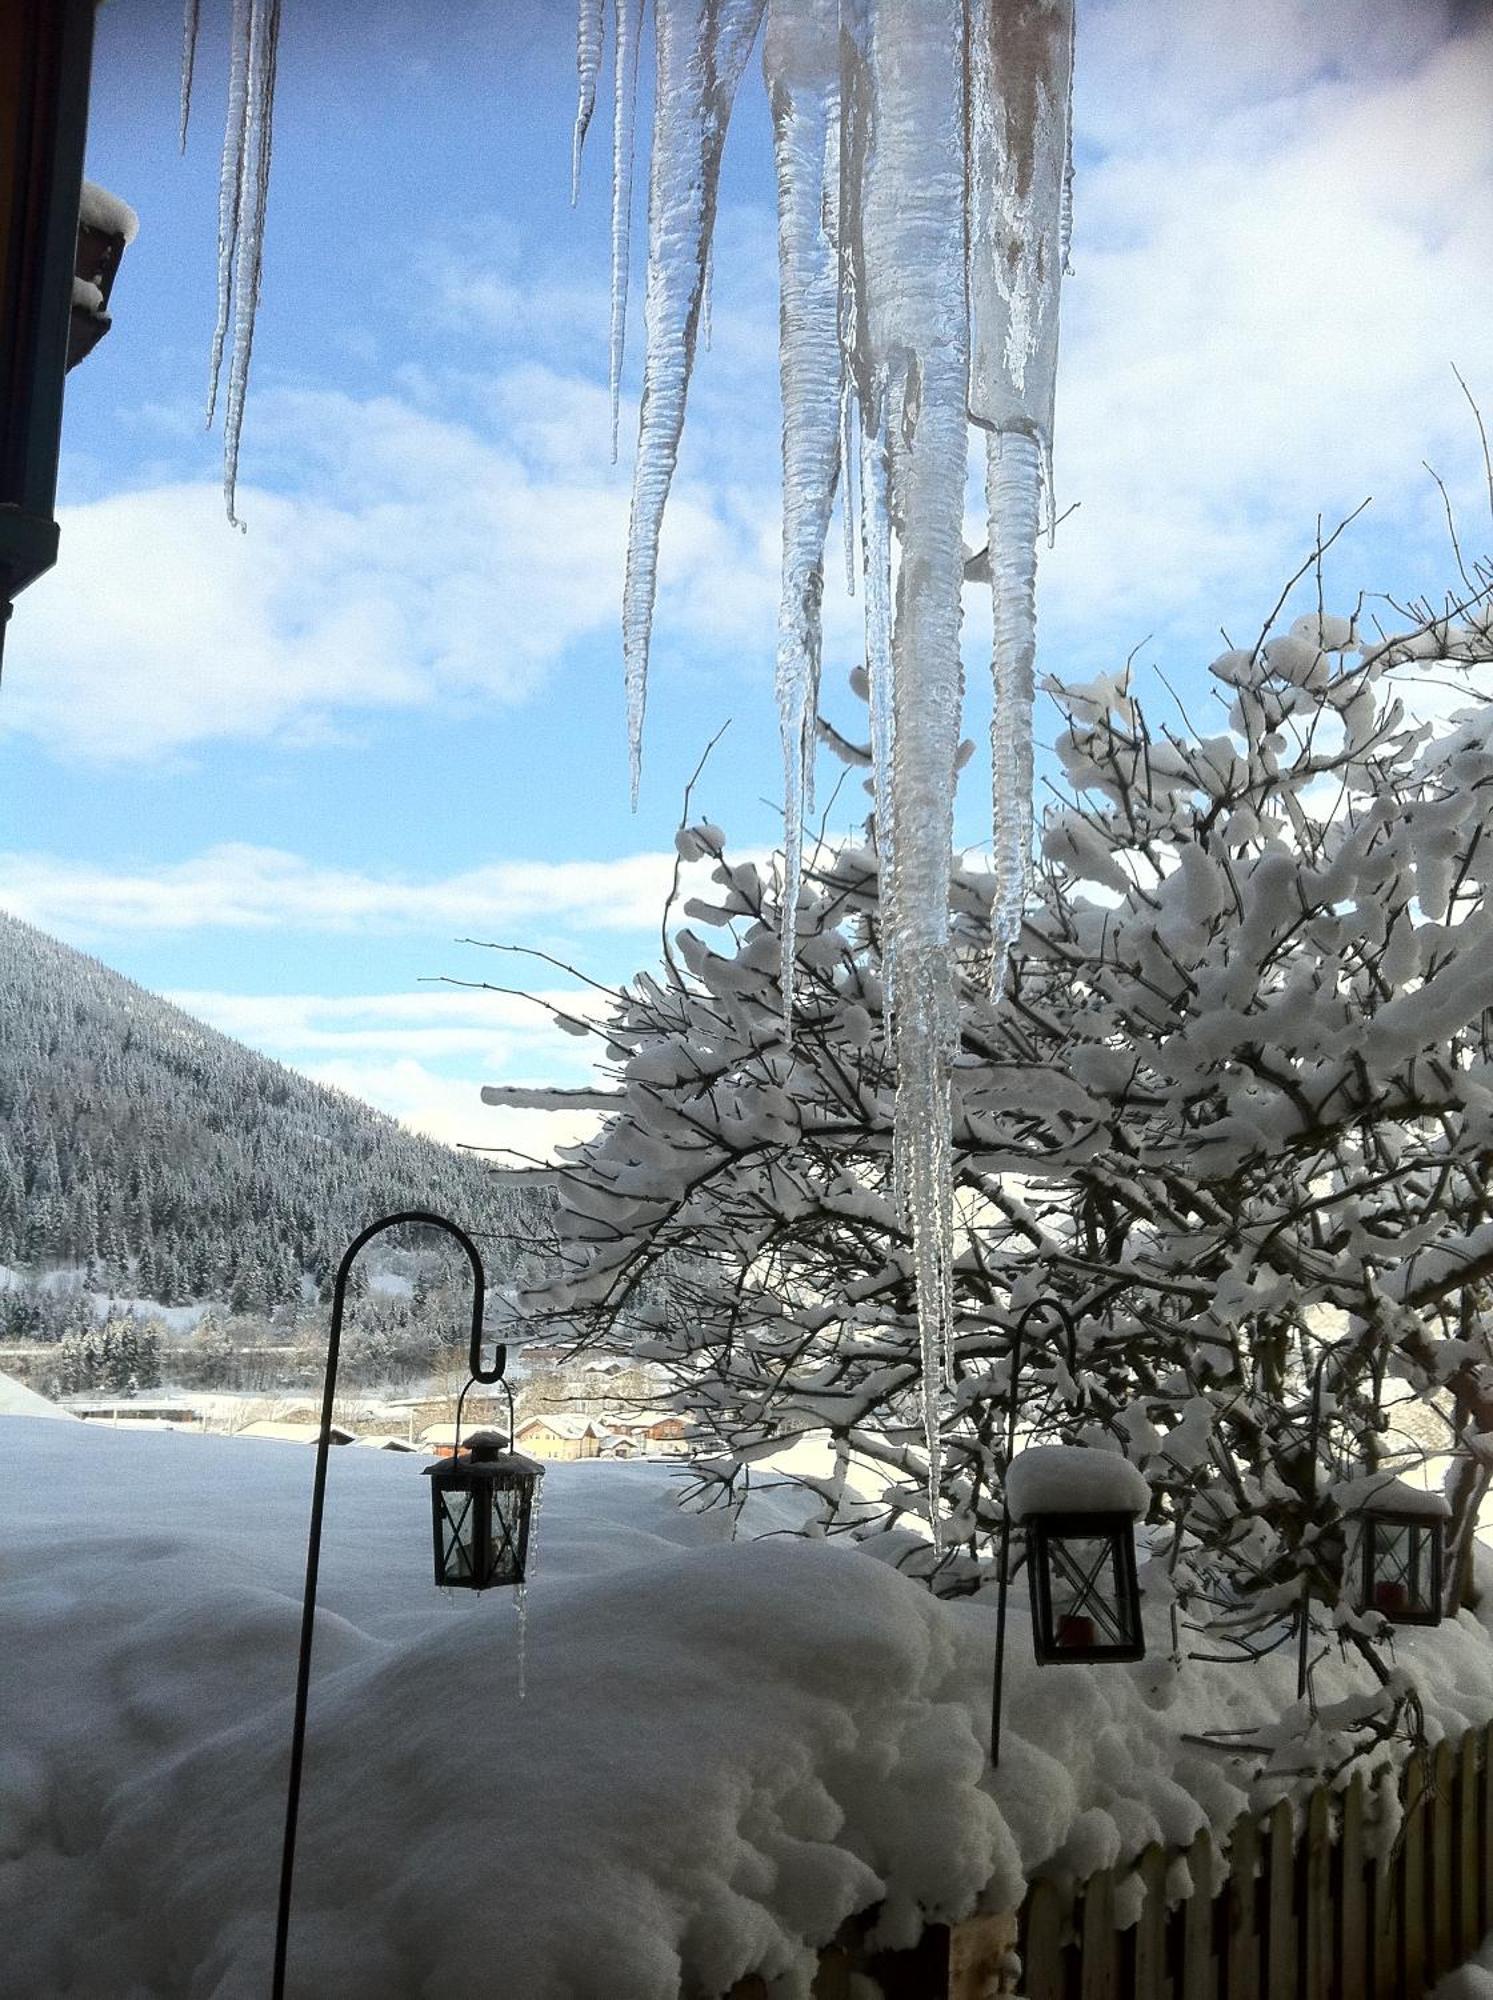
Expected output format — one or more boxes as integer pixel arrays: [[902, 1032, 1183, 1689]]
[[0, 842, 698, 937], [162, 984, 609, 1155], [1042, 2, 1493, 665], [8, 377, 779, 761]]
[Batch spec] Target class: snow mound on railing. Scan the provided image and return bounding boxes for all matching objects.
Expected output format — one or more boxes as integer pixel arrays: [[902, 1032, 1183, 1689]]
[[5, 1419, 1493, 1997]]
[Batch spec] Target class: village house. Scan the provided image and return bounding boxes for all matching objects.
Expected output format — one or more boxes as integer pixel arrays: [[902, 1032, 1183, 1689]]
[[239, 1419, 357, 1446], [514, 1413, 603, 1461], [602, 1410, 691, 1458]]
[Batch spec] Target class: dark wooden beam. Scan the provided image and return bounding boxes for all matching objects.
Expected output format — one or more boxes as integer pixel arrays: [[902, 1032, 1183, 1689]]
[[0, 0, 97, 662]]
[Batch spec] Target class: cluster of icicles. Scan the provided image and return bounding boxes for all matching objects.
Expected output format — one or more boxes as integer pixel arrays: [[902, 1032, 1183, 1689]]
[[576, 0, 1075, 1536], [179, 0, 1075, 1540]]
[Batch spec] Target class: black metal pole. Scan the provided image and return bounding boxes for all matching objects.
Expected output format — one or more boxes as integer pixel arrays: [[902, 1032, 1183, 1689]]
[[270, 1209, 492, 2000], [990, 1299, 1077, 1769]]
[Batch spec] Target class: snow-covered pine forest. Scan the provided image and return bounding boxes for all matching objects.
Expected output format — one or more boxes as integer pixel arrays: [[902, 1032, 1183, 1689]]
[[0, 913, 538, 1384]]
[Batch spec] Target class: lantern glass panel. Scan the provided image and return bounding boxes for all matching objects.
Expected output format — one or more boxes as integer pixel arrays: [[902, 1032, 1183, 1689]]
[[488, 1483, 526, 1585], [1028, 1511, 1144, 1665], [1363, 1512, 1442, 1626], [438, 1489, 478, 1585], [1049, 1537, 1127, 1650]]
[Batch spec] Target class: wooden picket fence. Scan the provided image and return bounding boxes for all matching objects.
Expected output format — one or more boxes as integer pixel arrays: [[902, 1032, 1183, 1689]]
[[722, 1720, 1493, 2000], [1019, 1719, 1493, 2000]]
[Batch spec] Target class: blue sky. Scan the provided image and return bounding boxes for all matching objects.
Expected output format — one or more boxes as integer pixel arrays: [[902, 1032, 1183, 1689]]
[[2, 0, 1491, 1158]]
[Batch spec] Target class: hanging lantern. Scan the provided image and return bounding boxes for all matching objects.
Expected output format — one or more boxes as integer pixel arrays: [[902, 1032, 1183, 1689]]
[[1340, 1476, 1448, 1628], [425, 1430, 543, 1592], [1006, 1445, 1149, 1666]]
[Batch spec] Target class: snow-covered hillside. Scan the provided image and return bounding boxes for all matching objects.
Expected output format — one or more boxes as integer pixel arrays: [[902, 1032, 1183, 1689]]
[[0, 910, 530, 1318], [9, 1420, 1493, 1998]]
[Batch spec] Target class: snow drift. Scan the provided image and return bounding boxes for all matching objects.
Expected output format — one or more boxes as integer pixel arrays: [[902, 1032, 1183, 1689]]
[[7, 1419, 1493, 1997]]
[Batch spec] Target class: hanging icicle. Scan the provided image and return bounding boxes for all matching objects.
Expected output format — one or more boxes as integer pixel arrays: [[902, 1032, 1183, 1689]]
[[968, 0, 1075, 978], [196, 0, 282, 525], [573, 0, 606, 203], [619, 0, 767, 803], [764, 0, 842, 1029], [179, 0, 202, 151], [571, 0, 1075, 1537]]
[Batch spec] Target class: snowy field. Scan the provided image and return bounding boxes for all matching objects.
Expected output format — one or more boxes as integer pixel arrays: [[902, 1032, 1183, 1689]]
[[8, 1419, 1493, 1999]]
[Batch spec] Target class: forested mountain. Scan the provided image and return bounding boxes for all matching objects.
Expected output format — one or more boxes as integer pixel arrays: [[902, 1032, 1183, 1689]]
[[0, 912, 530, 1337]]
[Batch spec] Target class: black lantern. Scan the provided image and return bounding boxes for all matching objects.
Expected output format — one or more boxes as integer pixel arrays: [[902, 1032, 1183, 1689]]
[[425, 1431, 543, 1591], [1027, 1510, 1145, 1663], [1350, 1480, 1447, 1628], [1007, 1444, 1148, 1667]]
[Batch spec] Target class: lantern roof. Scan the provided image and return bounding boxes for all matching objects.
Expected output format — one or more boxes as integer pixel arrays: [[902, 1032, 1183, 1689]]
[[1333, 1472, 1451, 1520], [1006, 1444, 1150, 1523], [424, 1437, 545, 1481]]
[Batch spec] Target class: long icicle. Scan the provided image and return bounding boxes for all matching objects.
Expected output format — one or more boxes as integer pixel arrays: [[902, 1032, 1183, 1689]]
[[206, 0, 252, 428], [621, 0, 766, 804], [573, 0, 607, 203], [765, 0, 842, 1030], [852, 0, 970, 1533], [179, 0, 202, 151], [967, 0, 1075, 980], [987, 429, 1041, 967], [222, 0, 282, 527], [608, 0, 643, 462]]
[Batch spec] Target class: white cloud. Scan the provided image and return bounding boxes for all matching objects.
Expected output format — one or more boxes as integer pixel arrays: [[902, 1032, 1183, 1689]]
[[1041, 4, 1493, 662], [292, 1054, 602, 1158], [160, 985, 610, 1158], [9, 379, 779, 761], [0, 841, 697, 936]]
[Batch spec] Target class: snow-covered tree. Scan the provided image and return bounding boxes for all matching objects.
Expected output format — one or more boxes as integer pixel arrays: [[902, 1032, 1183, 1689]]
[[496, 580, 1493, 1713]]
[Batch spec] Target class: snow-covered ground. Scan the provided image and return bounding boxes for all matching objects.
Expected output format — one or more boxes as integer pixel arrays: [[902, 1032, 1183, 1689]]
[[7, 1418, 1493, 1999]]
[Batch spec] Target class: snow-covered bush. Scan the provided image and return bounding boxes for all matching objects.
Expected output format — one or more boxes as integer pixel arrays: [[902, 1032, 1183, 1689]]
[[495, 581, 1493, 1731]]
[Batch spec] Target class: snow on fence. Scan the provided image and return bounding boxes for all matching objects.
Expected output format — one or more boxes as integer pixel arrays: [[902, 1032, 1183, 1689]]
[[726, 1722, 1493, 1999]]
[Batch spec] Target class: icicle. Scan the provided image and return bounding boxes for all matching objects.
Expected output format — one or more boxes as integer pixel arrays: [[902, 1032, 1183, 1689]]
[[1059, 30, 1076, 276], [221, 0, 281, 528], [573, 0, 606, 204], [179, 0, 202, 152], [514, 1584, 529, 1700], [966, 0, 1073, 443], [967, 0, 1075, 980], [205, 0, 252, 429], [701, 238, 714, 353], [860, 423, 895, 999], [608, 0, 643, 462], [621, 0, 767, 804], [851, 0, 970, 1530], [765, 0, 842, 1029], [839, 382, 857, 597], [988, 428, 1041, 971]]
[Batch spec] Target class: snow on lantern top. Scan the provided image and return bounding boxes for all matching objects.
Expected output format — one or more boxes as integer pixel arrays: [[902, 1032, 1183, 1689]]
[[1005, 1444, 1151, 1523], [1332, 1473, 1452, 1521]]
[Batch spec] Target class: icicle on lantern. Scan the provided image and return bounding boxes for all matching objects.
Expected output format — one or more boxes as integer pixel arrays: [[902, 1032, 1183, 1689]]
[[1006, 1446, 1148, 1666], [572, 0, 1077, 1540], [426, 1430, 544, 1592], [1342, 1478, 1448, 1628]]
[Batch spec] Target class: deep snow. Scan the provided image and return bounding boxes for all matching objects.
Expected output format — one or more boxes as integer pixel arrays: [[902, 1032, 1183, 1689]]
[[6, 1418, 1493, 1998]]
